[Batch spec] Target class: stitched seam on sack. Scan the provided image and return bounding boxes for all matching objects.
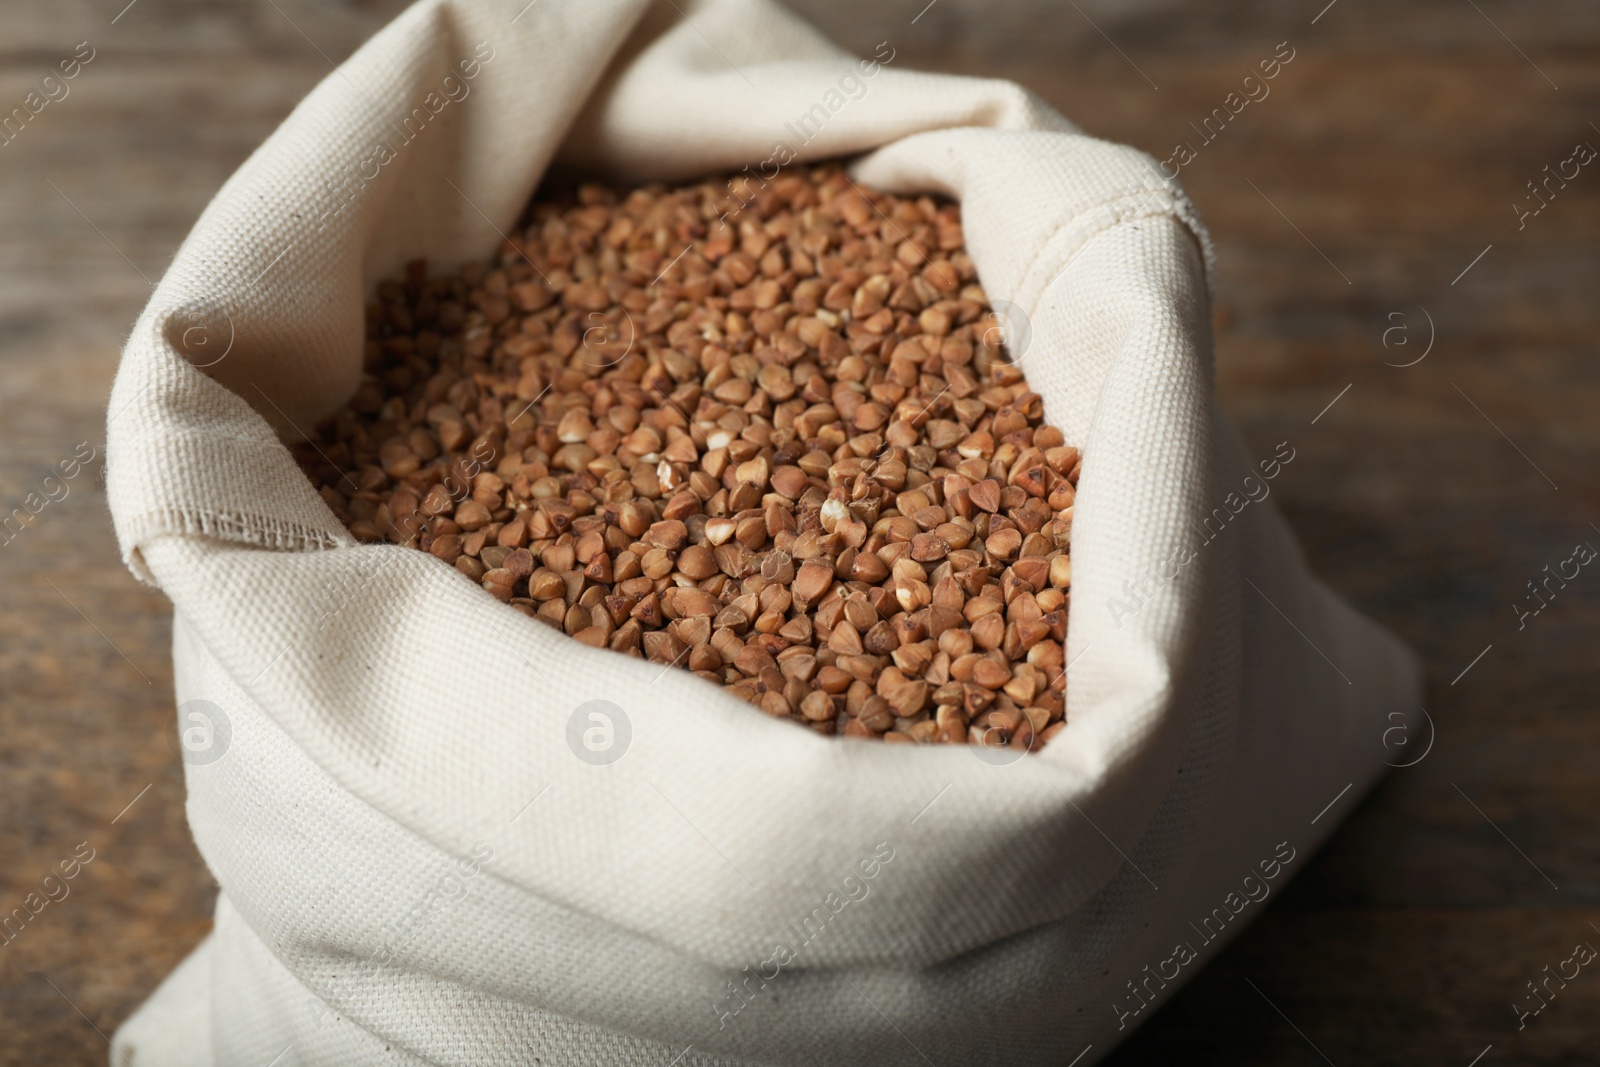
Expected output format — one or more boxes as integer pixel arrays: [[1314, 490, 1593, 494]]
[[1010, 186, 1211, 317], [125, 507, 350, 553], [121, 425, 351, 553]]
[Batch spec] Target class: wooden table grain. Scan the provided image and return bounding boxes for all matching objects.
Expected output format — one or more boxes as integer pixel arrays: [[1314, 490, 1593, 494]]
[[2, 1, 1596, 1063]]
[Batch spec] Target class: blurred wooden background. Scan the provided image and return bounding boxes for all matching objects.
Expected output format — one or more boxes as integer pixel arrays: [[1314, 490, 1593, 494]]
[[2, 0, 1597, 1063]]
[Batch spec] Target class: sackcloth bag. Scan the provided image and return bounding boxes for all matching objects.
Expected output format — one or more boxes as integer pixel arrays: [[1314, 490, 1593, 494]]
[[107, 0, 1422, 1063]]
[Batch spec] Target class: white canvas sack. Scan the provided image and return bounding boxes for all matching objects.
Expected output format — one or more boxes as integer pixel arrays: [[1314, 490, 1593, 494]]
[[107, 0, 1422, 1063]]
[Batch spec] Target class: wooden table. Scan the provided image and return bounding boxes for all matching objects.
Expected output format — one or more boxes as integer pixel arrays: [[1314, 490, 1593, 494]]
[[2, 1, 1595, 1063]]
